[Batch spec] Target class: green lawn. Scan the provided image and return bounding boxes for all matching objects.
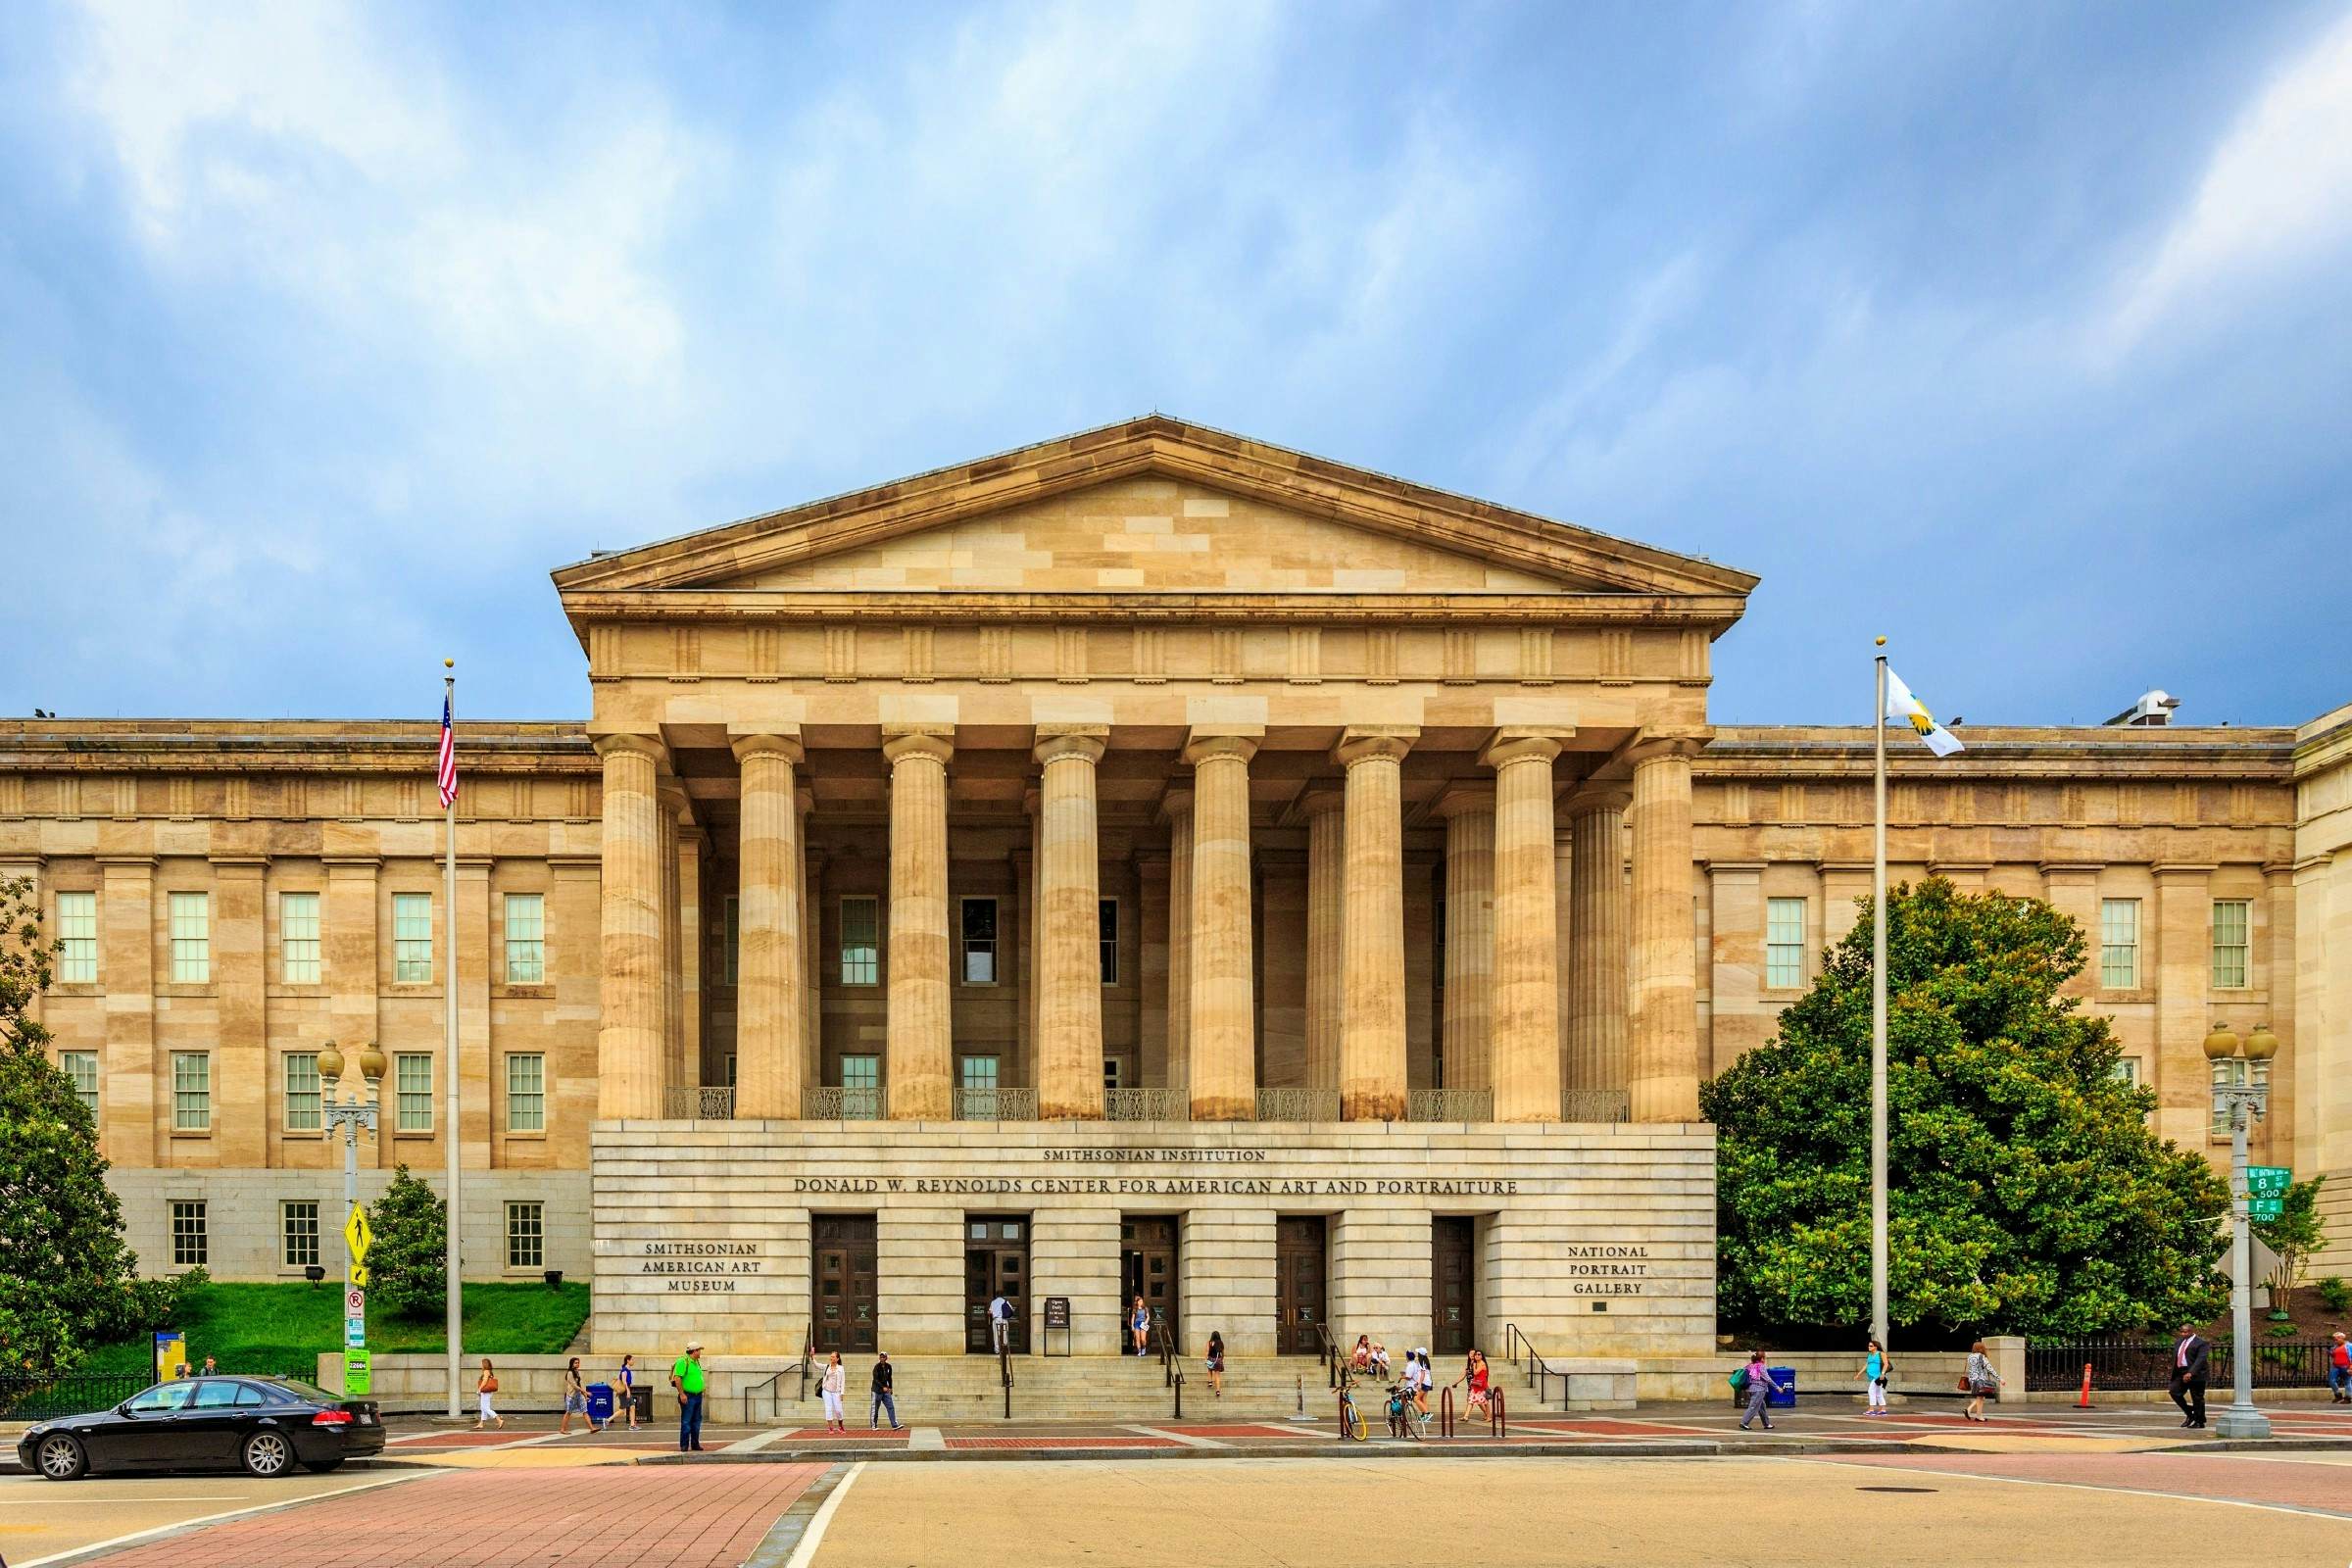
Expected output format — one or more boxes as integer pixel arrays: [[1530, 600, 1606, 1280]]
[[83, 1281, 591, 1379]]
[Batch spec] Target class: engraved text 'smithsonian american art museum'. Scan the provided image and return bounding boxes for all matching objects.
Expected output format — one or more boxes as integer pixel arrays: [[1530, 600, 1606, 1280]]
[[8, 418, 2350, 1373]]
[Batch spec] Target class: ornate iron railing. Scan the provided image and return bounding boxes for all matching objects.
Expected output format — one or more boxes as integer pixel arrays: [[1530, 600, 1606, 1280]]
[[1562, 1089, 1631, 1123], [662, 1086, 736, 1120], [2026, 1337, 2337, 1392], [0, 1371, 161, 1422], [1406, 1088, 1493, 1122], [801, 1086, 884, 1120], [954, 1087, 1039, 1121], [1104, 1088, 1191, 1121], [1255, 1088, 1339, 1121]]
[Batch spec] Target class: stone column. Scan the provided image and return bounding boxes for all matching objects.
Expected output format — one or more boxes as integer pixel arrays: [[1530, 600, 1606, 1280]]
[[658, 780, 685, 1092], [1628, 739, 1702, 1122], [1161, 788, 1195, 1096], [2154, 863, 2216, 1150], [594, 734, 666, 1120], [804, 837, 824, 1099], [1336, 728, 1414, 1120], [1485, 732, 1567, 1122], [1035, 726, 1108, 1119], [211, 856, 268, 1167], [885, 728, 955, 1119], [1435, 787, 1494, 1094], [1704, 862, 1764, 1080], [1137, 853, 1171, 1092], [1302, 791, 1345, 1095], [1184, 733, 1258, 1120], [99, 857, 158, 1166], [1566, 787, 1631, 1097], [731, 733, 805, 1119]]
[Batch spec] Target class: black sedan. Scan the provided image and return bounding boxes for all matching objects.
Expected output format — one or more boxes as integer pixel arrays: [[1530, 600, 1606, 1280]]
[[19, 1377, 385, 1480]]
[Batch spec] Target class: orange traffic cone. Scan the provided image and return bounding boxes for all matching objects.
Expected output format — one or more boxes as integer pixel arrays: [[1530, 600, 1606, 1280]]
[[2077, 1361, 2093, 1409]]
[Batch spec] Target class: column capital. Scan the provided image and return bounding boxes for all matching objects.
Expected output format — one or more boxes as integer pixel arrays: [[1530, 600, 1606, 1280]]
[[1298, 787, 1346, 819], [1564, 783, 1634, 816], [1482, 731, 1565, 770], [1033, 724, 1109, 766], [1333, 725, 1418, 769], [730, 731, 805, 764], [1183, 732, 1259, 766], [591, 731, 667, 764], [1623, 728, 1711, 768], [1134, 851, 1171, 881], [2152, 862, 2218, 879], [882, 728, 956, 767], [2038, 861, 2105, 879], [1432, 783, 1494, 818]]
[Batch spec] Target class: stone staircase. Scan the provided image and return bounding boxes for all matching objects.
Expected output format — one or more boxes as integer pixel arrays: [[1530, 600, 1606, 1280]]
[[782, 1352, 1331, 1425]]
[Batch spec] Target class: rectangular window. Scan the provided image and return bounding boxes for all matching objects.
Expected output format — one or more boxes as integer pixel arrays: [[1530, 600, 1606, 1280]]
[[395, 1053, 433, 1133], [392, 893, 432, 984], [1103, 1056, 1124, 1090], [284, 1052, 322, 1132], [1099, 899, 1118, 985], [840, 1053, 880, 1119], [2111, 1057, 2140, 1088], [2211, 900, 2250, 989], [506, 1053, 545, 1132], [169, 892, 210, 983], [959, 1055, 999, 1091], [1765, 898, 1806, 989], [280, 891, 321, 984], [57, 891, 97, 983], [61, 1051, 99, 1119], [281, 1200, 320, 1269], [723, 895, 740, 986], [2210, 1058, 2271, 1137], [171, 1200, 208, 1267], [503, 893, 544, 984], [506, 1201, 544, 1270], [960, 898, 998, 985], [2098, 899, 2139, 989], [841, 896, 879, 986], [171, 1052, 211, 1131]]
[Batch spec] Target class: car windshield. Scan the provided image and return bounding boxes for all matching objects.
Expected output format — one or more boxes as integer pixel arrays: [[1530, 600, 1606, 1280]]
[[124, 1382, 197, 1413]]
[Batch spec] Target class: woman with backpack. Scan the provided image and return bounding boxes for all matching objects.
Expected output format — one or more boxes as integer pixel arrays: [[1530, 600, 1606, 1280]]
[[1737, 1349, 1788, 1431], [1204, 1331, 1226, 1396]]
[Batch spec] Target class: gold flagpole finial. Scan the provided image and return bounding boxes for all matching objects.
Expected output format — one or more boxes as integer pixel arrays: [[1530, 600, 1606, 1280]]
[[443, 658, 455, 669], [1874, 636, 1886, 648]]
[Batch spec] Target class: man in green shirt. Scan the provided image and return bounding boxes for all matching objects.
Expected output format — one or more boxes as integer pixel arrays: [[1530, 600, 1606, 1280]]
[[670, 1340, 708, 1452]]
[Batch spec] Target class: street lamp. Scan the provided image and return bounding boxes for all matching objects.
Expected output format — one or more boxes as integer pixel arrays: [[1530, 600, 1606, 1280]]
[[318, 1040, 385, 1264], [2201, 1018, 2277, 1439]]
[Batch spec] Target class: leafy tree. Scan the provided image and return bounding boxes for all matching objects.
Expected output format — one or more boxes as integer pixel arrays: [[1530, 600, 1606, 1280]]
[[1702, 877, 2230, 1341], [367, 1164, 448, 1320], [0, 874, 188, 1374], [2254, 1175, 2328, 1311]]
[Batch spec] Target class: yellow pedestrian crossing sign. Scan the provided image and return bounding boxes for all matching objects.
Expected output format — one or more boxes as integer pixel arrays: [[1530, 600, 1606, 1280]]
[[345, 1203, 373, 1262]]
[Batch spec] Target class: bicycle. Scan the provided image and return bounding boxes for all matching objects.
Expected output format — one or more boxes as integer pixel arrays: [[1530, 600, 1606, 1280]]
[[1385, 1382, 1431, 1442], [1336, 1369, 1369, 1442]]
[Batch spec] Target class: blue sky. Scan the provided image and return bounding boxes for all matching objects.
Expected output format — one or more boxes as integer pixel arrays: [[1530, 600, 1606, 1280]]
[[3, 0, 2347, 728]]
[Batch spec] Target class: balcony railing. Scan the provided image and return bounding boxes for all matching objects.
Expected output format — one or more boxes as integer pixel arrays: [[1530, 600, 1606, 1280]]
[[953, 1086, 1039, 1121], [1104, 1088, 1191, 1122], [662, 1086, 736, 1120], [1254, 1088, 1339, 1121], [1405, 1088, 1493, 1122], [802, 1086, 884, 1121], [1562, 1089, 1632, 1124]]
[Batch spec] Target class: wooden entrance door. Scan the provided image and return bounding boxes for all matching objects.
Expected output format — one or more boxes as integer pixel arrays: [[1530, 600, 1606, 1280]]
[[963, 1215, 1030, 1354], [1433, 1216, 1476, 1356], [1274, 1216, 1328, 1355], [812, 1214, 878, 1354], [1118, 1215, 1179, 1353]]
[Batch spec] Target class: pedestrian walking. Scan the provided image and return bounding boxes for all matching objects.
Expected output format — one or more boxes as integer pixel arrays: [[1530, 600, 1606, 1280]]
[[870, 1351, 900, 1430], [2329, 1332, 2350, 1403], [1460, 1348, 1492, 1420], [1204, 1331, 1225, 1397], [1857, 1339, 1889, 1415], [201, 1355, 219, 1376], [2168, 1324, 2209, 1429], [473, 1357, 505, 1430], [989, 1289, 1014, 1355], [1738, 1349, 1788, 1431], [671, 1340, 708, 1452], [1962, 1341, 2003, 1422], [616, 1353, 640, 1429], [820, 1351, 848, 1434], [1130, 1295, 1152, 1356], [1411, 1349, 1433, 1416], [561, 1355, 590, 1435]]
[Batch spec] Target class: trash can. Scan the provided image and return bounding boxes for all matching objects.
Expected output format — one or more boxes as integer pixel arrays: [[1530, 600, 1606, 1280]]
[[587, 1382, 615, 1424], [1766, 1367, 1797, 1408], [632, 1386, 654, 1422]]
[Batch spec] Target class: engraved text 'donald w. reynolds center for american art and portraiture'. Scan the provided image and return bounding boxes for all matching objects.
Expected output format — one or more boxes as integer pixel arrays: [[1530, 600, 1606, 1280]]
[[8, 416, 2350, 1373]]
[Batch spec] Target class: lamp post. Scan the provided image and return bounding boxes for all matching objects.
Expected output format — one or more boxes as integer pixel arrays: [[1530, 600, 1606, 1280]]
[[2200, 1019, 2277, 1440], [319, 1041, 384, 1391]]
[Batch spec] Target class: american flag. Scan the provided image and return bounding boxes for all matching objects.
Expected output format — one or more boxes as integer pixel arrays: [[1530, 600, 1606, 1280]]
[[436, 693, 459, 808]]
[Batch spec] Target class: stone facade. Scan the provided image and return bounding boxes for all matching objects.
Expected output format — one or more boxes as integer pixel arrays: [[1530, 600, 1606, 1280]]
[[4, 416, 2346, 1351]]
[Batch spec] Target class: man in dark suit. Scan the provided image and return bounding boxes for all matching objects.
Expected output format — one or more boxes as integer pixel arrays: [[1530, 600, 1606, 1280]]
[[2170, 1324, 2210, 1428]]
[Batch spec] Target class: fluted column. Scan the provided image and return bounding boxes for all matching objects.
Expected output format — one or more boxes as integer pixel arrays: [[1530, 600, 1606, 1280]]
[[659, 781, 685, 1091], [1337, 728, 1415, 1120], [803, 839, 825, 1098], [1628, 738, 1702, 1122], [1302, 791, 1346, 1094], [1035, 726, 1108, 1119], [1183, 734, 1257, 1120], [885, 728, 955, 1119], [595, 734, 666, 1119], [1485, 732, 1568, 1122], [731, 733, 805, 1118], [1567, 787, 1631, 1097], [1435, 787, 1494, 1094], [1160, 788, 1195, 1096]]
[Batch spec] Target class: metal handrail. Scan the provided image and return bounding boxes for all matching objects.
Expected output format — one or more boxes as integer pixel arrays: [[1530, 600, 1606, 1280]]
[[798, 1324, 814, 1403], [1152, 1318, 1178, 1387], [1562, 1088, 1631, 1123], [954, 1086, 1039, 1121], [998, 1334, 1014, 1418], [739, 1328, 815, 1423], [1255, 1088, 1339, 1121], [1503, 1322, 1566, 1409], [662, 1086, 736, 1120], [1105, 1088, 1190, 1121], [1315, 1320, 1342, 1389], [802, 1086, 883, 1120], [1406, 1088, 1493, 1122]]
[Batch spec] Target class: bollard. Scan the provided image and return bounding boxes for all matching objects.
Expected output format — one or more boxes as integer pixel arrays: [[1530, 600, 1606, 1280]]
[[1173, 1371, 1184, 1421], [2078, 1362, 2093, 1410], [1440, 1385, 1455, 1439], [1493, 1385, 1506, 1439], [1296, 1375, 1304, 1417]]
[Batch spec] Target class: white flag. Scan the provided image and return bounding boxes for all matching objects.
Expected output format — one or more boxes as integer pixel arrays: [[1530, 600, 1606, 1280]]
[[1886, 667, 1964, 757]]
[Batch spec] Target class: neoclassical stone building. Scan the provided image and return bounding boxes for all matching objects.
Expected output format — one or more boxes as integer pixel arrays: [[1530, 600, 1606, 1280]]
[[6, 418, 2347, 1364]]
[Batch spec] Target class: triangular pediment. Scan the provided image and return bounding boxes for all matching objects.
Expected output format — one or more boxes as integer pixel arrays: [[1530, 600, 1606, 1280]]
[[552, 416, 1757, 601]]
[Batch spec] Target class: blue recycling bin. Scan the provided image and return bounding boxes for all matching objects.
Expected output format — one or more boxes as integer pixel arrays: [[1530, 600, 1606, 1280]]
[[587, 1382, 615, 1423], [1766, 1366, 1797, 1408]]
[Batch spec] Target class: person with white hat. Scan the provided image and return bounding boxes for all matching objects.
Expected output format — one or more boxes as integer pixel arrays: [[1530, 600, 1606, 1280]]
[[670, 1340, 709, 1452]]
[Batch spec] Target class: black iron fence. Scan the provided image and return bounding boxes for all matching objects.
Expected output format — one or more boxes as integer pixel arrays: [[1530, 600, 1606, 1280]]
[[0, 1371, 154, 1422], [2027, 1338, 2336, 1393]]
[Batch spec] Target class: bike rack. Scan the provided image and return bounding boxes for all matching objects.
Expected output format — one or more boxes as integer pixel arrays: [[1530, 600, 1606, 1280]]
[[1439, 1385, 1456, 1439], [1491, 1385, 1507, 1439]]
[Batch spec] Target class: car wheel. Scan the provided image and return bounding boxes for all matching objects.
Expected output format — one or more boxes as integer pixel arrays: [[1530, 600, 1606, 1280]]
[[241, 1430, 295, 1478], [304, 1458, 344, 1474], [34, 1433, 87, 1481]]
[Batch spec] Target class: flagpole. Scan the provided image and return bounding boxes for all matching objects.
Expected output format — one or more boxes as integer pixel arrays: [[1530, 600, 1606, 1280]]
[[1871, 639, 1889, 1352], [443, 661, 463, 1421]]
